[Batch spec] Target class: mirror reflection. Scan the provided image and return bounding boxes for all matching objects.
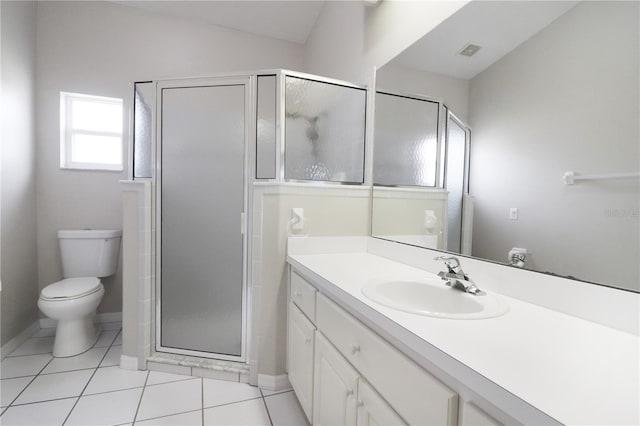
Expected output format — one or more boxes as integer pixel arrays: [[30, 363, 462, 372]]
[[372, 0, 639, 292]]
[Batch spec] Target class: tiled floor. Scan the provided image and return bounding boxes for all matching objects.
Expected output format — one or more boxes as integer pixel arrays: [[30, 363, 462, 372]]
[[1, 324, 308, 426]]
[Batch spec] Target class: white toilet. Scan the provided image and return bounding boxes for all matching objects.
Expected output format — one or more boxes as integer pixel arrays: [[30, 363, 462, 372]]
[[38, 229, 122, 357]]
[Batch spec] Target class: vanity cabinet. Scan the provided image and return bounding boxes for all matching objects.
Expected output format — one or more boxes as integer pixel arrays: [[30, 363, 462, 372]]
[[357, 380, 407, 426], [288, 268, 459, 426], [313, 333, 359, 425], [287, 303, 315, 421]]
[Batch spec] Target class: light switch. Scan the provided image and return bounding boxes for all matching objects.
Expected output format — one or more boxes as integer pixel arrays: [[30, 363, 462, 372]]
[[509, 208, 518, 220]]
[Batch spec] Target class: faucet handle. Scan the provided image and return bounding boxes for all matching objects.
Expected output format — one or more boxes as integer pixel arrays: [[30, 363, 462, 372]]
[[434, 255, 462, 273]]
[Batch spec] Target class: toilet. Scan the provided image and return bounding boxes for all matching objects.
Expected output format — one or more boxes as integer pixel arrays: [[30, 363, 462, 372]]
[[38, 229, 121, 357]]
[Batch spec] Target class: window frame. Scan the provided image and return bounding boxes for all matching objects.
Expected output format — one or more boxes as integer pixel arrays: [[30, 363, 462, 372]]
[[60, 91, 124, 171]]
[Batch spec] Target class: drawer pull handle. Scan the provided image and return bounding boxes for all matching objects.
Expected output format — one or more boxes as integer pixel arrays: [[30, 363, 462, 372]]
[[351, 344, 360, 355], [356, 400, 364, 408], [346, 388, 354, 397], [304, 337, 312, 344]]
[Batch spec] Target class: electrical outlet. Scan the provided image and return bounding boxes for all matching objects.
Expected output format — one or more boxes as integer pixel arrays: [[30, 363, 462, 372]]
[[509, 208, 519, 220]]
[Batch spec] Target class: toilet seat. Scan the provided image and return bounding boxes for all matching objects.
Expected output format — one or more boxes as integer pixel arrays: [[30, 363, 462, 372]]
[[40, 277, 102, 301]]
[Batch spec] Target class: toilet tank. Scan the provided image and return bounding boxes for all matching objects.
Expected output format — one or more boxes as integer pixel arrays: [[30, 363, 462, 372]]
[[58, 229, 122, 278]]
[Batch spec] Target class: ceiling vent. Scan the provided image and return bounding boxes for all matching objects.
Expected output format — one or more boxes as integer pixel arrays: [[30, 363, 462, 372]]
[[458, 43, 482, 57]]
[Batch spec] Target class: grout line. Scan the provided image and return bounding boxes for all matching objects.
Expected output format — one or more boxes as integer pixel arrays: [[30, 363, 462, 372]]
[[40, 365, 106, 376], [144, 377, 199, 388], [132, 369, 151, 424], [6, 355, 55, 408], [261, 394, 274, 426], [62, 328, 120, 425], [135, 408, 203, 424], [9, 395, 79, 408], [202, 395, 264, 411]]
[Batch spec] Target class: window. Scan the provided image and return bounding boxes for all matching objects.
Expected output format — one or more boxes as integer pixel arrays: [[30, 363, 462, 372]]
[[60, 92, 123, 171]]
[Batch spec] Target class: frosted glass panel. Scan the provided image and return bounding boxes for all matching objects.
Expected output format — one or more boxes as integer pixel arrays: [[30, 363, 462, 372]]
[[445, 117, 467, 253], [284, 76, 366, 183], [373, 93, 439, 187], [133, 82, 153, 178], [160, 84, 244, 357], [256, 75, 277, 179]]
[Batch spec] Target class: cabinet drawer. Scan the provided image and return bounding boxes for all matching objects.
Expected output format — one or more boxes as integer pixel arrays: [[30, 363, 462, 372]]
[[291, 271, 317, 322], [317, 293, 458, 426]]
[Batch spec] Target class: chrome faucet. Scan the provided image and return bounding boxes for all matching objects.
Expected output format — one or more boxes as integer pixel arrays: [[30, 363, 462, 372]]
[[434, 256, 482, 295]]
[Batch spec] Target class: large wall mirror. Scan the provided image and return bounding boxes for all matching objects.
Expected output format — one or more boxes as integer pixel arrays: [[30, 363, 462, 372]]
[[372, 1, 639, 293]]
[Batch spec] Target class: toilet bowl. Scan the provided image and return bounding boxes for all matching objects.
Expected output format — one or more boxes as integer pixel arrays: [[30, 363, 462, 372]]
[[38, 229, 121, 358], [38, 277, 105, 357]]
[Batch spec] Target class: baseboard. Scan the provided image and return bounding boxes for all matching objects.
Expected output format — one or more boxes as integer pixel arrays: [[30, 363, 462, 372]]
[[39, 311, 123, 329], [258, 373, 291, 391], [120, 354, 140, 371], [1, 320, 40, 360]]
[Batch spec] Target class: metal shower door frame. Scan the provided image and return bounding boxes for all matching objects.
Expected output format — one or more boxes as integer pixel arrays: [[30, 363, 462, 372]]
[[153, 76, 253, 362]]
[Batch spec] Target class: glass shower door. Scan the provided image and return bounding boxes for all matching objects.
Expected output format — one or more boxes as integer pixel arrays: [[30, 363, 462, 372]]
[[158, 79, 248, 360]]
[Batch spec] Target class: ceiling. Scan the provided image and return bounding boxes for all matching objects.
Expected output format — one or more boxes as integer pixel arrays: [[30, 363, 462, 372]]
[[114, 1, 325, 44], [390, 1, 579, 80]]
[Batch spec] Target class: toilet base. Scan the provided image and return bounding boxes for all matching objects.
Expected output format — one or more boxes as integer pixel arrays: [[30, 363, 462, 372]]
[[52, 316, 101, 357]]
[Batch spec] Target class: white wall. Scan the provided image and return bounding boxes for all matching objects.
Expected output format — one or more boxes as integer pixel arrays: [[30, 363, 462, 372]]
[[304, 1, 468, 84], [35, 1, 305, 314], [468, 1, 639, 291], [1, 1, 39, 344], [376, 64, 469, 123], [253, 184, 371, 376]]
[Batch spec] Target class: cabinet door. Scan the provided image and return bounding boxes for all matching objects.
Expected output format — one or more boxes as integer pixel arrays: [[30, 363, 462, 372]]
[[357, 380, 407, 426], [313, 333, 359, 426], [288, 303, 315, 422]]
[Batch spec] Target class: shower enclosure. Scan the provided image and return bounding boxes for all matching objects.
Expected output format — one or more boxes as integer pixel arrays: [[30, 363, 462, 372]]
[[131, 71, 368, 366]]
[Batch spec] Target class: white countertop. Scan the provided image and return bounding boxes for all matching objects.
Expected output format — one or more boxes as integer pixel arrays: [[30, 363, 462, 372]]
[[287, 251, 639, 425]]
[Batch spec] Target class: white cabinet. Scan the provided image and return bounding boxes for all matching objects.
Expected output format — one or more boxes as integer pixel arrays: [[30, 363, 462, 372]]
[[357, 380, 407, 426], [288, 269, 459, 426], [288, 303, 316, 422], [313, 333, 359, 426], [316, 292, 458, 426]]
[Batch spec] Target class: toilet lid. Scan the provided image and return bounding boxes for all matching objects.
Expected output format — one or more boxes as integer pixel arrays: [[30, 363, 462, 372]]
[[41, 277, 102, 300]]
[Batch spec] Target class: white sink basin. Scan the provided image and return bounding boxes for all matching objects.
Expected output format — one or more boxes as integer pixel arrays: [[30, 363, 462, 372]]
[[361, 278, 508, 320]]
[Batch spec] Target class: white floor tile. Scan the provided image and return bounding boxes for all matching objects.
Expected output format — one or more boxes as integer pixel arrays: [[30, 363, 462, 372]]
[[202, 378, 261, 409], [65, 387, 143, 426], [146, 371, 195, 386], [41, 347, 108, 374], [84, 366, 148, 395], [8, 337, 54, 357], [1, 377, 34, 407], [113, 331, 123, 345], [100, 345, 122, 367], [136, 378, 202, 421], [0, 354, 52, 379], [93, 330, 119, 348], [203, 398, 270, 426], [30, 328, 56, 338], [260, 388, 292, 397], [0, 397, 76, 426], [13, 369, 94, 405], [100, 322, 122, 331], [136, 410, 203, 426], [264, 391, 309, 426]]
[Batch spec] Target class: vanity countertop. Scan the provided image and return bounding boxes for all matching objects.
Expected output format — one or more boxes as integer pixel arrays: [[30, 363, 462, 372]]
[[287, 250, 639, 425]]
